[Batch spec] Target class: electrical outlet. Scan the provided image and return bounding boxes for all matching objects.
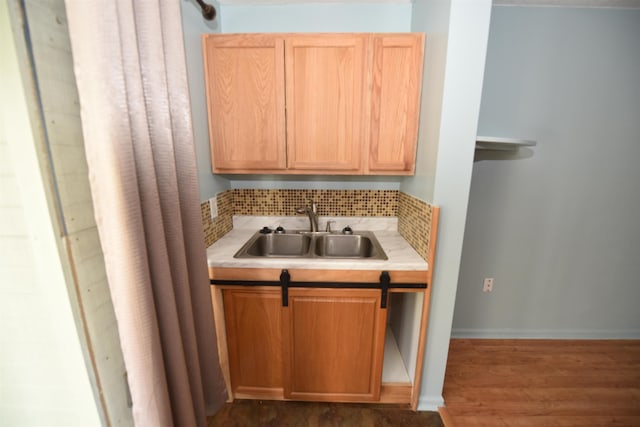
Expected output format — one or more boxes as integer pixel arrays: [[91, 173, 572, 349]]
[[209, 196, 218, 220], [483, 278, 494, 292]]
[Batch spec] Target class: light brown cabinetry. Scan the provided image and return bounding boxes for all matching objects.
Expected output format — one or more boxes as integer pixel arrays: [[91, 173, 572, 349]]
[[285, 35, 367, 172], [202, 34, 286, 171], [368, 35, 424, 174], [202, 33, 424, 175], [219, 286, 386, 402], [210, 268, 434, 409], [222, 287, 283, 399], [283, 288, 387, 402]]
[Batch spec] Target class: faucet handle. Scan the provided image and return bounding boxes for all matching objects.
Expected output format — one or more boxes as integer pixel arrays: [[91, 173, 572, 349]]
[[306, 198, 317, 213], [325, 220, 335, 232]]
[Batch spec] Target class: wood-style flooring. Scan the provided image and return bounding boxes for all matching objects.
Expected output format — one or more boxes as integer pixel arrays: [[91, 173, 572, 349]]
[[441, 339, 640, 427], [207, 400, 444, 426]]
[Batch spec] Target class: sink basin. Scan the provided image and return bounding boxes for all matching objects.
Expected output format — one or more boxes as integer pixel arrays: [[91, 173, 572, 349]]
[[244, 233, 311, 257], [314, 234, 381, 258], [234, 230, 387, 260]]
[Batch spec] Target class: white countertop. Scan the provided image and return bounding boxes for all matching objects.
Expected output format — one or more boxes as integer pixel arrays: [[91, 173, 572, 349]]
[[206, 216, 428, 271]]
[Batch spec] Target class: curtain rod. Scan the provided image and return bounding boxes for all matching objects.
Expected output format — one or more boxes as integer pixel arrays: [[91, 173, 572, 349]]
[[195, 0, 217, 20]]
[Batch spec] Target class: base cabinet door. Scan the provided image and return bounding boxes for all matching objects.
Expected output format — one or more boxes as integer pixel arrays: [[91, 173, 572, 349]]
[[283, 288, 387, 402], [223, 288, 284, 398]]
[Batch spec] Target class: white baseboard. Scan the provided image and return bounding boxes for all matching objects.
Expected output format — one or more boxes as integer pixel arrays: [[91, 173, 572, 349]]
[[417, 394, 444, 411], [451, 328, 640, 339]]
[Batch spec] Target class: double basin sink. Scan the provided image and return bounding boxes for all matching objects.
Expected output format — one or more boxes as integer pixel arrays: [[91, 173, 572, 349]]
[[234, 228, 388, 260]]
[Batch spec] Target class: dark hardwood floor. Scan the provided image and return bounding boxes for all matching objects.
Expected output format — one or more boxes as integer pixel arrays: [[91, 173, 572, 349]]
[[441, 339, 640, 426], [207, 400, 444, 426]]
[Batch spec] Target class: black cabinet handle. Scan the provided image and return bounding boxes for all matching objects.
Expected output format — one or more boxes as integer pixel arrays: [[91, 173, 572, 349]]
[[280, 269, 290, 307], [380, 271, 390, 309]]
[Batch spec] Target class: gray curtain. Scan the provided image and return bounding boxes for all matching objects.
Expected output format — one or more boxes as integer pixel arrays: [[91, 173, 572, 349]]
[[65, 1, 227, 425]]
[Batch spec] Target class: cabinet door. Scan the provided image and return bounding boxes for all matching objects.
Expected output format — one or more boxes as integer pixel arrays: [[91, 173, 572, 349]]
[[203, 34, 286, 172], [283, 288, 387, 402], [367, 34, 424, 174], [223, 288, 283, 398], [285, 35, 367, 172]]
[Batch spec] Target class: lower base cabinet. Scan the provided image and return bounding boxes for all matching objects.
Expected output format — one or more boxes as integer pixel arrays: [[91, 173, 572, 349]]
[[222, 287, 387, 402], [214, 268, 434, 408]]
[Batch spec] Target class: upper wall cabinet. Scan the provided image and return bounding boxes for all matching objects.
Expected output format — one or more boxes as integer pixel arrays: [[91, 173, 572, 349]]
[[285, 35, 367, 173], [367, 35, 424, 174], [202, 34, 286, 171], [202, 33, 425, 175]]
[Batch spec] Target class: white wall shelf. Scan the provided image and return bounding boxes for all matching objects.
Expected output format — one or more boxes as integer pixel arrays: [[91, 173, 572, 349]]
[[475, 136, 537, 151]]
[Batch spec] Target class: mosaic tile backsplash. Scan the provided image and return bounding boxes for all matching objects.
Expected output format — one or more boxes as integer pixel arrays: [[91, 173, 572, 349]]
[[201, 190, 233, 247], [398, 192, 433, 261], [201, 189, 435, 262], [232, 189, 398, 217]]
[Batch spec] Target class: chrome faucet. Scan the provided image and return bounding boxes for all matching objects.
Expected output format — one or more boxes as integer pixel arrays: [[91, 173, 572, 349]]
[[295, 199, 319, 232]]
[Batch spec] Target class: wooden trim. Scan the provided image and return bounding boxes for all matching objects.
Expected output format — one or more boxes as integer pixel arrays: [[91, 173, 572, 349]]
[[411, 205, 439, 410], [379, 383, 413, 404], [210, 267, 282, 281], [209, 267, 428, 284], [210, 286, 233, 402], [388, 287, 426, 294], [205, 168, 371, 175], [426, 206, 440, 285], [410, 286, 431, 410], [233, 387, 284, 401], [230, 384, 414, 405]]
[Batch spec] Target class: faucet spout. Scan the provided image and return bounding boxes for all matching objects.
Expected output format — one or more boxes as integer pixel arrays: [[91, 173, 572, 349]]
[[295, 199, 319, 232]]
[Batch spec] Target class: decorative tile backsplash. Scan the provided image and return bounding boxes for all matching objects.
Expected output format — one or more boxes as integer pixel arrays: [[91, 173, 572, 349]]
[[232, 189, 398, 217], [201, 189, 435, 262], [201, 190, 233, 247], [398, 192, 434, 261]]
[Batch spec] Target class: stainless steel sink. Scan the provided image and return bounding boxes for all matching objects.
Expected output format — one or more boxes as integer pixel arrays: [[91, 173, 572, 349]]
[[243, 233, 311, 257], [314, 234, 382, 258], [234, 230, 387, 260]]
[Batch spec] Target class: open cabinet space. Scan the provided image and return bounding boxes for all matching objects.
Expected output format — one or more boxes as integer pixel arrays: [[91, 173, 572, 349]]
[[380, 290, 427, 406]]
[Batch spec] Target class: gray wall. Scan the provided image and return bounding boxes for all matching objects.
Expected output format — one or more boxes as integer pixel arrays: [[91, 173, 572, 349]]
[[454, 7, 640, 338], [409, 0, 492, 409]]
